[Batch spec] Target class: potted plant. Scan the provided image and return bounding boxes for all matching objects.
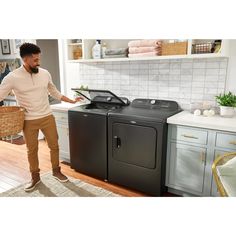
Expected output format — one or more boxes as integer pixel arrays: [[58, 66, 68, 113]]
[[215, 91, 236, 117], [74, 85, 89, 101]]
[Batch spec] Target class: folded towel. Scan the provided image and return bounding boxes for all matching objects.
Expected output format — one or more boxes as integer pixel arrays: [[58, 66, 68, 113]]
[[217, 156, 236, 176], [103, 54, 128, 58], [104, 48, 128, 56], [129, 46, 161, 54], [128, 51, 161, 58], [218, 175, 236, 196], [128, 40, 162, 48]]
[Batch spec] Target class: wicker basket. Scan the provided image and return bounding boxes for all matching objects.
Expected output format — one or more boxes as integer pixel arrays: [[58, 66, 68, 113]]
[[161, 42, 188, 55], [192, 42, 214, 54], [212, 152, 236, 197], [0, 106, 25, 138]]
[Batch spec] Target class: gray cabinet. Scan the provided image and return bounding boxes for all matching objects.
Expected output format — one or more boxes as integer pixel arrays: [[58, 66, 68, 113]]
[[168, 143, 206, 195], [166, 124, 236, 196]]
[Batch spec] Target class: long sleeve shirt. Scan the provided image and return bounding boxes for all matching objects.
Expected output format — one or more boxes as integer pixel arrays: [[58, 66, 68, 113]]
[[0, 65, 63, 120]]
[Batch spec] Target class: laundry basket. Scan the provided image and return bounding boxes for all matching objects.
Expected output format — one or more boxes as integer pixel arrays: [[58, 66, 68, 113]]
[[212, 152, 236, 197], [0, 106, 25, 138]]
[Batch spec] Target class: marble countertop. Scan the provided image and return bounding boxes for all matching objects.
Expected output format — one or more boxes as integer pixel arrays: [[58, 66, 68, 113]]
[[50, 101, 90, 112], [167, 111, 236, 132]]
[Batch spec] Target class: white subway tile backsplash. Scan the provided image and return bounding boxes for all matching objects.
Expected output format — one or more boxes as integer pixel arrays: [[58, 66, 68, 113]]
[[169, 87, 180, 92], [193, 62, 206, 69], [204, 81, 218, 88], [181, 62, 192, 69], [181, 75, 192, 81], [206, 68, 219, 75], [159, 63, 170, 69], [161, 93, 170, 99], [181, 68, 193, 75], [169, 69, 181, 75], [169, 81, 180, 87], [220, 61, 228, 69], [193, 68, 205, 75], [192, 75, 205, 81], [219, 68, 227, 75], [75, 58, 228, 110], [149, 69, 159, 75], [179, 92, 191, 99], [192, 81, 204, 87], [130, 69, 139, 75], [218, 75, 227, 82], [120, 64, 130, 70], [218, 82, 225, 89], [206, 62, 220, 68], [159, 69, 170, 74], [204, 88, 218, 94], [159, 74, 169, 80], [170, 62, 181, 69], [205, 76, 218, 83], [180, 82, 192, 88], [139, 64, 149, 69], [139, 69, 149, 75], [191, 94, 204, 99], [112, 62, 120, 66], [192, 88, 204, 93], [149, 63, 159, 69]]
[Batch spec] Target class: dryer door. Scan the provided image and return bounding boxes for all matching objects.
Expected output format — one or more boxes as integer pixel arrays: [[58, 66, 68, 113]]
[[112, 122, 157, 169]]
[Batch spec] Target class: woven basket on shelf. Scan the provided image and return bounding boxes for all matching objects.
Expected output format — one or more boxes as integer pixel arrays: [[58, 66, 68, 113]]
[[212, 152, 236, 197], [161, 42, 188, 55], [0, 106, 25, 138]]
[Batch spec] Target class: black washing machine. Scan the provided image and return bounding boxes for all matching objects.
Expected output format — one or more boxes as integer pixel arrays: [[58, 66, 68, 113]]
[[68, 89, 129, 180], [108, 99, 181, 196]]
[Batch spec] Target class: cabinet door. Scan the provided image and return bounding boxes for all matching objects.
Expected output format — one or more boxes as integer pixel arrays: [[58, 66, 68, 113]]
[[211, 150, 232, 197], [57, 123, 70, 162], [168, 142, 207, 195]]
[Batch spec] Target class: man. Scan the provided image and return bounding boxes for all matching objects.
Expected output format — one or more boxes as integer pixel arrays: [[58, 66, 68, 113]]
[[0, 42, 82, 191]]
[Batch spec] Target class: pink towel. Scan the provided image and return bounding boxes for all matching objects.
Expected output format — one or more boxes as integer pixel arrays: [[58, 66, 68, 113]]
[[129, 46, 161, 54], [128, 40, 162, 48], [128, 51, 160, 58]]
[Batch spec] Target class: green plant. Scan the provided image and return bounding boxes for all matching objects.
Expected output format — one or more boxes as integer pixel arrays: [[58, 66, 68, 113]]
[[78, 85, 88, 91], [74, 85, 89, 96], [215, 91, 236, 107]]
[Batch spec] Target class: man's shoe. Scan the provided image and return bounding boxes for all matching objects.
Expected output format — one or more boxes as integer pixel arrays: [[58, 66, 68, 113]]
[[52, 167, 68, 183], [24, 172, 41, 192]]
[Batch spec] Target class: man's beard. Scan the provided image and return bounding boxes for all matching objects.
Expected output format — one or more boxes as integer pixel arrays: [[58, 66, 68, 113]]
[[30, 66, 39, 74]]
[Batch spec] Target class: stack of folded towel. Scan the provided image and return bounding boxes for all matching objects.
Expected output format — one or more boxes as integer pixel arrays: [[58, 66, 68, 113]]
[[128, 40, 162, 58], [103, 48, 128, 58]]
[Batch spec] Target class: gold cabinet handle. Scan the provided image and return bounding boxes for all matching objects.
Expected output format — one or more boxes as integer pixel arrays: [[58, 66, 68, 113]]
[[200, 151, 206, 165], [229, 141, 236, 145], [181, 134, 199, 139]]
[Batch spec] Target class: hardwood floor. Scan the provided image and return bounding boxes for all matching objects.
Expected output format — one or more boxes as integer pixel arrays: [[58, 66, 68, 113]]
[[0, 140, 146, 196], [0, 140, 177, 197]]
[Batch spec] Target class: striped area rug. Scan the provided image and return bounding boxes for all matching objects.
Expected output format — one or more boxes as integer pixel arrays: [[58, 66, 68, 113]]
[[0, 172, 120, 197]]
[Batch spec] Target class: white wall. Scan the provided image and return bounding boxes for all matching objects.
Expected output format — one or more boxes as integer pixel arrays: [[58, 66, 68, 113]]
[[36, 39, 61, 90], [226, 40, 236, 93]]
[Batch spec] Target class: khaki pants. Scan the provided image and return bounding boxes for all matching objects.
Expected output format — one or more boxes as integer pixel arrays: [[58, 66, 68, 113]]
[[23, 114, 60, 173]]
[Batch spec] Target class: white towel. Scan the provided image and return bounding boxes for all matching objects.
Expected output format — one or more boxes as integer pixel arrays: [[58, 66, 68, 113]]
[[217, 156, 236, 176]]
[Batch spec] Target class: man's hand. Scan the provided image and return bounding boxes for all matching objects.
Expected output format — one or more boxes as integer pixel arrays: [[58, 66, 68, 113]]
[[61, 95, 84, 104]]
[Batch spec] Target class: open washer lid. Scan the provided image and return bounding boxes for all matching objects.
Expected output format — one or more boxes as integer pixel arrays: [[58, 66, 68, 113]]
[[71, 88, 129, 106]]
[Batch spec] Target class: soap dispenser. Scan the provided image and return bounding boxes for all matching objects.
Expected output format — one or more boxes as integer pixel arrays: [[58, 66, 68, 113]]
[[92, 40, 102, 59]]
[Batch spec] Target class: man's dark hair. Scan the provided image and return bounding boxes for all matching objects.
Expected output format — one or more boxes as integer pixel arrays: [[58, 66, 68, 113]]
[[20, 43, 41, 58]]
